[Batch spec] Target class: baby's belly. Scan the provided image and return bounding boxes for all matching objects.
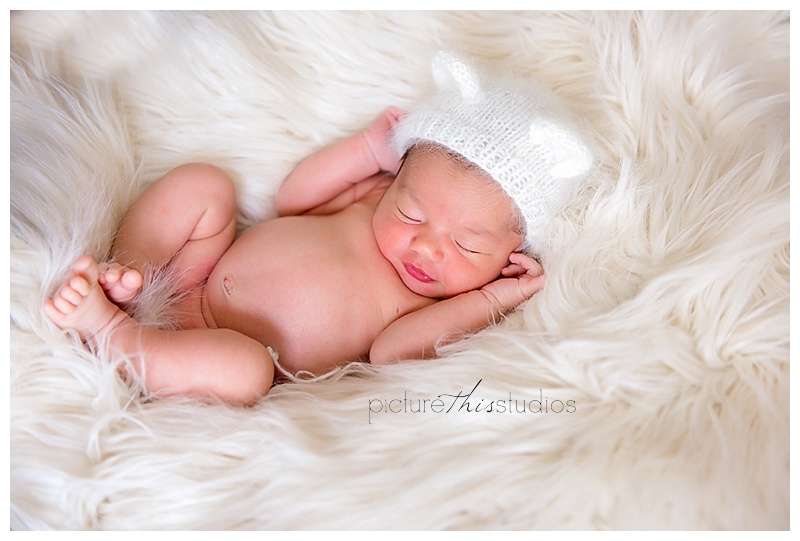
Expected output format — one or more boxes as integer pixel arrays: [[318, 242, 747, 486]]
[[204, 216, 389, 375]]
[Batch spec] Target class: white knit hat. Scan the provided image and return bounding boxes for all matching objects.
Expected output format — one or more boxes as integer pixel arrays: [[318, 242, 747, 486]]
[[392, 51, 594, 256]]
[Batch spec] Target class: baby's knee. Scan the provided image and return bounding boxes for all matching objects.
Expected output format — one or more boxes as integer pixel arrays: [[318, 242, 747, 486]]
[[223, 332, 276, 405], [247, 345, 277, 401], [161, 163, 236, 207]]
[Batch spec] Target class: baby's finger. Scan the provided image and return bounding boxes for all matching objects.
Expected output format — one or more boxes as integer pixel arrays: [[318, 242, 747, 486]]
[[501, 264, 526, 276], [519, 273, 546, 296], [509, 253, 543, 275], [387, 106, 407, 124]]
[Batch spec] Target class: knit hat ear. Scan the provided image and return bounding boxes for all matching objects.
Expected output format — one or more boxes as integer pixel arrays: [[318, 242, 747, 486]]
[[392, 51, 595, 257], [529, 121, 594, 179], [431, 50, 482, 101]]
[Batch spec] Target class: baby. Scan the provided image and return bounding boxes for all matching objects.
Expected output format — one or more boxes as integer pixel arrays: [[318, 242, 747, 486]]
[[45, 52, 593, 405]]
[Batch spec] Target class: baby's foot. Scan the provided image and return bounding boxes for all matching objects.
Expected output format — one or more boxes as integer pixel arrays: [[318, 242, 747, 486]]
[[44, 255, 127, 341], [98, 262, 143, 307]]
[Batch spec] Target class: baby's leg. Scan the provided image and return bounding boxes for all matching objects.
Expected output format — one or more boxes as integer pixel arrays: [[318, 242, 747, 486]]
[[112, 163, 238, 293], [46, 255, 274, 405]]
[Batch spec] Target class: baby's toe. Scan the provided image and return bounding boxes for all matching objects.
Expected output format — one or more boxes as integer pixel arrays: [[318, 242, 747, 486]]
[[44, 299, 64, 320], [68, 275, 91, 297], [59, 284, 85, 305], [120, 269, 143, 291], [52, 294, 76, 314], [74, 255, 100, 282], [74, 254, 94, 273], [98, 265, 119, 285]]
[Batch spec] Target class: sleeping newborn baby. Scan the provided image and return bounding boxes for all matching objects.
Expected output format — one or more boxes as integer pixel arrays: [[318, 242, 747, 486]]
[[45, 52, 593, 405]]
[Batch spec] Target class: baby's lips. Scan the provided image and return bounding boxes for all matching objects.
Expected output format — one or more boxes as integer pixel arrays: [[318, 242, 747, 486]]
[[403, 262, 434, 283]]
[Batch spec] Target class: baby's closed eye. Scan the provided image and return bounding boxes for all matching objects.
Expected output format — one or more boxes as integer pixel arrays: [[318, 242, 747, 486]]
[[453, 239, 482, 255], [396, 206, 421, 224]]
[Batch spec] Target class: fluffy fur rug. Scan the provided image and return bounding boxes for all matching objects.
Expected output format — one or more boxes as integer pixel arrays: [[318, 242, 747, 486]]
[[9, 11, 789, 530]]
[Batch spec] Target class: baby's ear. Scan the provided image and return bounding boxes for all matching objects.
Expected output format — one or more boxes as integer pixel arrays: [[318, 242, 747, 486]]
[[431, 51, 481, 101], [529, 121, 593, 179]]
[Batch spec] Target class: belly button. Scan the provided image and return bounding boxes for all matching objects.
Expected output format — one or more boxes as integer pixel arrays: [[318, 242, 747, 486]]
[[222, 274, 235, 295]]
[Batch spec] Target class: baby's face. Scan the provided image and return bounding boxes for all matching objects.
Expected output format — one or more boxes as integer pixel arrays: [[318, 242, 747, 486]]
[[373, 147, 523, 299]]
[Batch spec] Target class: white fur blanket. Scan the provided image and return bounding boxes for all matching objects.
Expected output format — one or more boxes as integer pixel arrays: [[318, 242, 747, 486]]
[[10, 11, 789, 530]]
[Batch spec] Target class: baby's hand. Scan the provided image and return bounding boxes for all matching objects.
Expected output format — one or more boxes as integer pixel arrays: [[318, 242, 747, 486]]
[[364, 106, 406, 175], [480, 253, 545, 314]]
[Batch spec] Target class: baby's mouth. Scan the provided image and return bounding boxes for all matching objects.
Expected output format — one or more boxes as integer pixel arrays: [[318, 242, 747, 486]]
[[403, 262, 434, 283]]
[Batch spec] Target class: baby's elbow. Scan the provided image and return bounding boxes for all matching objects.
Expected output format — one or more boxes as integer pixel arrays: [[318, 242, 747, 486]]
[[274, 173, 307, 217], [368, 345, 391, 367], [369, 338, 401, 367], [274, 188, 296, 217]]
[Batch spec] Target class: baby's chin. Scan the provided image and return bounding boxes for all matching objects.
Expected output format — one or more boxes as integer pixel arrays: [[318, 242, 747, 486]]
[[397, 271, 441, 298], [389, 264, 441, 298]]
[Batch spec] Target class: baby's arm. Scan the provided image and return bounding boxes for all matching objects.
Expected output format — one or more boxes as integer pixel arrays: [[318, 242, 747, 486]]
[[370, 253, 545, 365], [275, 107, 405, 216]]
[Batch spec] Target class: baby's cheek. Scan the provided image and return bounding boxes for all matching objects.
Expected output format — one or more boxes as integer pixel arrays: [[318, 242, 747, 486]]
[[475, 259, 507, 287], [390, 229, 409, 258], [374, 219, 401, 258]]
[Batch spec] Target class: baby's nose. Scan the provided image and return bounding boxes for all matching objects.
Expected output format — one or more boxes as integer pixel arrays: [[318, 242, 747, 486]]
[[411, 232, 444, 262]]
